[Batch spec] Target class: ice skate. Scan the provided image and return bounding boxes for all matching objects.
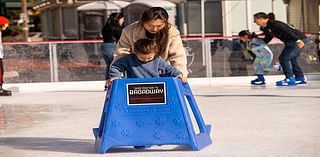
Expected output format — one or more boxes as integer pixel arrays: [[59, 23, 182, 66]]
[[295, 77, 307, 84], [0, 89, 12, 96], [276, 77, 296, 86], [251, 74, 265, 85]]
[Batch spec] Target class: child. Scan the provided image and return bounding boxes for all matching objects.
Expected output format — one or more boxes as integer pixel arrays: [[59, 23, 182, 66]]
[[238, 30, 281, 85], [108, 38, 187, 84], [0, 16, 11, 96]]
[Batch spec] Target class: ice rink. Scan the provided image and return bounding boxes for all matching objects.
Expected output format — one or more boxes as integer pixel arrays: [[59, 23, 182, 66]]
[[1, 75, 320, 157]]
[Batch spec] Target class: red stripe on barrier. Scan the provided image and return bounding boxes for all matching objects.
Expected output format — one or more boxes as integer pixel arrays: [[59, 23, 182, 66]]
[[2, 33, 315, 44], [3, 39, 103, 44]]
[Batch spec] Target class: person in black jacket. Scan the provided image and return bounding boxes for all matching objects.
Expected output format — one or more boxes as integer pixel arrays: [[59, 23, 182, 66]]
[[100, 13, 124, 90], [253, 12, 308, 86]]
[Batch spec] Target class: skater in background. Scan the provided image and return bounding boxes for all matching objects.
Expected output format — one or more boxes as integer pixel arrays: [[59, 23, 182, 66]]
[[238, 30, 281, 85], [0, 16, 11, 96], [254, 12, 308, 86], [100, 13, 124, 90], [108, 38, 187, 85], [113, 7, 188, 78]]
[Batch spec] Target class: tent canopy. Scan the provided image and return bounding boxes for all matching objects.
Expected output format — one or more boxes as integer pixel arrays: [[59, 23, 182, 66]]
[[77, 1, 129, 11], [129, 0, 176, 8]]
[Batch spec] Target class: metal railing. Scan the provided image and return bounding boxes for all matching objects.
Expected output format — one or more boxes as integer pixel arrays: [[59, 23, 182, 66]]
[[3, 36, 319, 83]]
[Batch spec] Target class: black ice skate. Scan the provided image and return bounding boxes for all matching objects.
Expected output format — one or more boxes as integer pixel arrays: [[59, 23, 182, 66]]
[[0, 89, 12, 96]]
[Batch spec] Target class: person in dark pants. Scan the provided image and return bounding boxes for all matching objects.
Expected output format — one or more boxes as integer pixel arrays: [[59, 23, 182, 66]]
[[0, 16, 11, 96], [100, 13, 124, 90], [253, 12, 308, 86]]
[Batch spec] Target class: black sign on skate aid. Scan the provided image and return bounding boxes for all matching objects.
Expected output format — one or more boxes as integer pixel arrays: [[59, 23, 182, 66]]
[[93, 77, 212, 153]]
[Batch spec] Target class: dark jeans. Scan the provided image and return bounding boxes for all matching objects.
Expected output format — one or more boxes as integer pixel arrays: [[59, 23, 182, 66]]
[[100, 42, 117, 80], [279, 39, 308, 79]]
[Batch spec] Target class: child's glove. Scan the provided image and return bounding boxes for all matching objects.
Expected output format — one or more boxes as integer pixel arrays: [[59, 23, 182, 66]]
[[176, 75, 188, 83], [296, 39, 304, 48], [107, 77, 119, 85], [246, 45, 252, 51]]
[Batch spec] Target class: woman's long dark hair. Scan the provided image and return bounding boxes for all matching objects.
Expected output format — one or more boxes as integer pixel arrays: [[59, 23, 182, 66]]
[[139, 7, 170, 57], [102, 13, 123, 42]]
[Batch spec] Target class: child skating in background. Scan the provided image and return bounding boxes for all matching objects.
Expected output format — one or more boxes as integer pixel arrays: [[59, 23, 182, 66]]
[[108, 38, 187, 85], [239, 30, 281, 85]]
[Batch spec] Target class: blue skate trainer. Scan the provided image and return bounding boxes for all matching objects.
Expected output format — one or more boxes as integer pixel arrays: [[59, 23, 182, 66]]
[[276, 77, 297, 86], [295, 77, 307, 84], [93, 77, 212, 153], [251, 74, 265, 85]]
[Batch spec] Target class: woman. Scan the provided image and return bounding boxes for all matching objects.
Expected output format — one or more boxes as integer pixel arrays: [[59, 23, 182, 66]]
[[113, 7, 188, 77], [100, 13, 124, 89]]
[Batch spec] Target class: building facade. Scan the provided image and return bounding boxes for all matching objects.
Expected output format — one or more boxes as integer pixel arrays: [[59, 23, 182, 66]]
[[30, 0, 319, 40]]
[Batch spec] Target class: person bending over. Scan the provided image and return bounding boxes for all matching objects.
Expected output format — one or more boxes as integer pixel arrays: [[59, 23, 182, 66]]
[[109, 38, 187, 84], [253, 12, 308, 86]]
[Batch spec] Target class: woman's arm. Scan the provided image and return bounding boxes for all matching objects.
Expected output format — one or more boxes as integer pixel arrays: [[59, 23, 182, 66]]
[[113, 28, 132, 62], [167, 32, 188, 77]]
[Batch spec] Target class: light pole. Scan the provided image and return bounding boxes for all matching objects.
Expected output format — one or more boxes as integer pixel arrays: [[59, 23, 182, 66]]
[[246, 0, 252, 30], [21, 0, 29, 41], [271, 0, 275, 13]]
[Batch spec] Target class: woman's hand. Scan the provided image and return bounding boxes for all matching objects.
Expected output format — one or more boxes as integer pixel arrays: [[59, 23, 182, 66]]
[[176, 75, 188, 83]]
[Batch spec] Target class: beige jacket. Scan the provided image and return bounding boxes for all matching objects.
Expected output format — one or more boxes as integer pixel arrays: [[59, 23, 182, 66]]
[[113, 22, 188, 76]]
